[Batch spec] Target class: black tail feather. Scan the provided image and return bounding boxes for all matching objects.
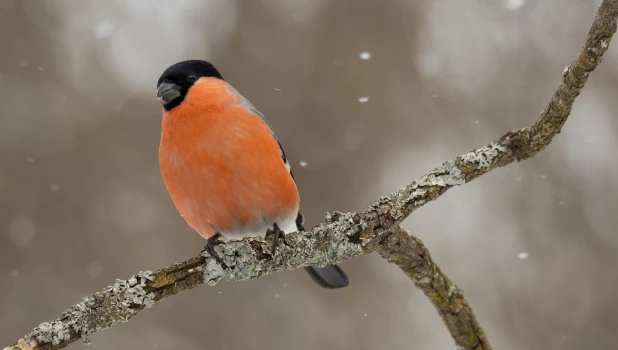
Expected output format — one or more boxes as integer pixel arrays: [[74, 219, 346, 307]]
[[304, 265, 349, 289], [297, 212, 349, 289]]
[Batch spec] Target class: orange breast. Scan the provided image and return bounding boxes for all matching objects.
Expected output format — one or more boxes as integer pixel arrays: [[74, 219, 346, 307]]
[[159, 78, 299, 240]]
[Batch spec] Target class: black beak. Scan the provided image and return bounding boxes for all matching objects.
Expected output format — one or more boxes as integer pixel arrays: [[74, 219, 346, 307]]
[[157, 82, 181, 105]]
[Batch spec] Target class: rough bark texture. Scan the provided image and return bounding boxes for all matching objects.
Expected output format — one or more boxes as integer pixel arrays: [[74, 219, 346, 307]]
[[371, 227, 491, 350], [5, 1, 617, 349]]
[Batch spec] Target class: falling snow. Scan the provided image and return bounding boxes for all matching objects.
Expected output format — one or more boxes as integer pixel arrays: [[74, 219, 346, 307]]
[[274, 88, 282, 92], [19, 59, 29, 67], [50, 183, 60, 192], [358, 96, 369, 103], [557, 201, 565, 206], [274, 293, 280, 299], [10, 270, 19, 277], [539, 174, 547, 180], [299, 161, 308, 167], [359, 51, 372, 60], [517, 252, 529, 259], [26, 156, 34, 164]]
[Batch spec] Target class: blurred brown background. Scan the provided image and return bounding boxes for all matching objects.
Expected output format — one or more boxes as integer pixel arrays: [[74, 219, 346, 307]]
[[2, 0, 618, 349]]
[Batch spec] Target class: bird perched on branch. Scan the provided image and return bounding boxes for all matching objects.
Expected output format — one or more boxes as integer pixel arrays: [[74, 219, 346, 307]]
[[156, 60, 349, 289]]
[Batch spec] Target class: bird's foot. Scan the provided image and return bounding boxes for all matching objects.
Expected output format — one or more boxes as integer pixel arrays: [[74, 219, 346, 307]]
[[202, 233, 227, 268], [265, 223, 286, 257]]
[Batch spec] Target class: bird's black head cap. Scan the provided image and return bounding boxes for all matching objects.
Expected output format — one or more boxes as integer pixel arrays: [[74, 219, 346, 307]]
[[157, 60, 224, 111]]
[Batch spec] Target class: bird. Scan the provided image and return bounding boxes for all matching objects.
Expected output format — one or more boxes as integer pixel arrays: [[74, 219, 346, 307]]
[[156, 60, 349, 289]]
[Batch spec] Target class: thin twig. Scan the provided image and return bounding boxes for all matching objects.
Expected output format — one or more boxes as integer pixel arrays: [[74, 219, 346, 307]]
[[4, 1, 617, 349]]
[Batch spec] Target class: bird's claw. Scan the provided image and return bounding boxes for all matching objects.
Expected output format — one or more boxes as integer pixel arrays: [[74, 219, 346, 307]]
[[266, 224, 286, 257], [202, 233, 227, 268]]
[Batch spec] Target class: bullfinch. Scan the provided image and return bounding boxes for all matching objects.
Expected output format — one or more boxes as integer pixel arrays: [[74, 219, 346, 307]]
[[156, 60, 349, 289]]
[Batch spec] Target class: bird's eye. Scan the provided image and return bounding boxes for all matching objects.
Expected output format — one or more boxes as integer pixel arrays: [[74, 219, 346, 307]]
[[187, 75, 197, 83]]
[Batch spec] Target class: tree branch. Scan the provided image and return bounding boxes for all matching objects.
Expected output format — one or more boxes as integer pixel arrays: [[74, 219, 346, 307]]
[[370, 226, 491, 350], [5, 1, 617, 349]]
